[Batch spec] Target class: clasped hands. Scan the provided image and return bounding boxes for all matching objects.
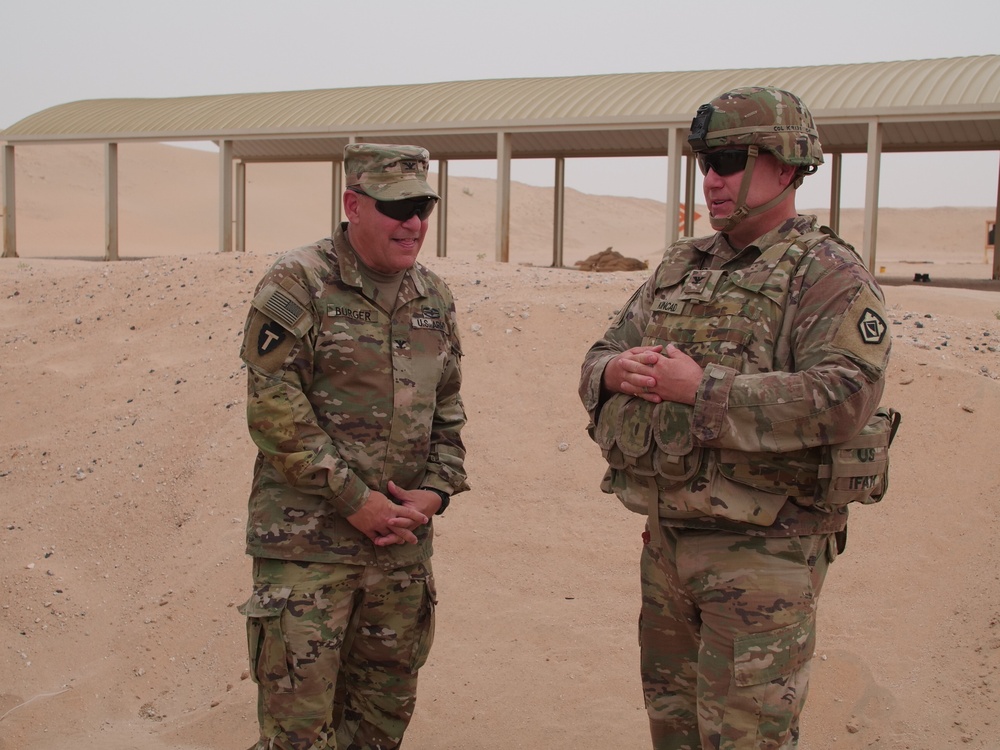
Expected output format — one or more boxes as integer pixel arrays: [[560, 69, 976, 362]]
[[346, 480, 443, 547], [603, 344, 702, 406]]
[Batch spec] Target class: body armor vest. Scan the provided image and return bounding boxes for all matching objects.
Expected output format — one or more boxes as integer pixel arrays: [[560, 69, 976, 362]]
[[595, 230, 833, 526]]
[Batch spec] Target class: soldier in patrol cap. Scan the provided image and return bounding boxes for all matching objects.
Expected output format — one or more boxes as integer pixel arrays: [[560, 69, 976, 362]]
[[579, 87, 894, 748], [238, 142, 468, 749]]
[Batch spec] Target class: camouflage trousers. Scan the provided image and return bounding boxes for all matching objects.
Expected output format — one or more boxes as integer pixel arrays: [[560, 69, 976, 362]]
[[239, 557, 437, 750], [639, 527, 836, 750]]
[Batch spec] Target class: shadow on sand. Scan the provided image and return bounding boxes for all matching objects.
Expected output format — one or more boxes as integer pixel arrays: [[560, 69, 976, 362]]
[[877, 275, 1000, 292]]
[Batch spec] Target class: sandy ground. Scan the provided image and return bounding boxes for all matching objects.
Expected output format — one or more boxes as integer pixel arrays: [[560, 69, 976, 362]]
[[1, 143, 999, 749]]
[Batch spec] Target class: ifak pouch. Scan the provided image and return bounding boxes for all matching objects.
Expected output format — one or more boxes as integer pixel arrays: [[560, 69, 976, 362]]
[[814, 407, 901, 510]]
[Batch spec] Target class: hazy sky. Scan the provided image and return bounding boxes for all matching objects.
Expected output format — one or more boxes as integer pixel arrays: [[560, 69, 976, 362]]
[[2, 0, 998, 207]]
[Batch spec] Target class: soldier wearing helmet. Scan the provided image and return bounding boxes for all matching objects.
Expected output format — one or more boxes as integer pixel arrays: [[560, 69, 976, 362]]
[[580, 87, 894, 748]]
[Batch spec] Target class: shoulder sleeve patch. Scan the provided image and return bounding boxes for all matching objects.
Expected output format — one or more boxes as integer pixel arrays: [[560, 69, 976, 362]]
[[829, 283, 890, 370], [243, 279, 314, 375], [242, 310, 298, 375]]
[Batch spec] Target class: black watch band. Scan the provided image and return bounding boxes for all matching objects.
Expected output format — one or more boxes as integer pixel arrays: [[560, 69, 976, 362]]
[[423, 487, 450, 515]]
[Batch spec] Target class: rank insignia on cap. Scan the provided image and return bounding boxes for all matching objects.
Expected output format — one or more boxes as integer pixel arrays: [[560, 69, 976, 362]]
[[858, 308, 887, 344]]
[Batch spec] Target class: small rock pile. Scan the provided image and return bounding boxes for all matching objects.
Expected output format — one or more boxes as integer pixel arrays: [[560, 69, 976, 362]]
[[574, 248, 648, 272]]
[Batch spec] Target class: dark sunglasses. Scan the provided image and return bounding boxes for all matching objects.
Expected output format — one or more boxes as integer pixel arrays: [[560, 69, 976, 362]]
[[696, 149, 750, 177], [352, 189, 437, 221]]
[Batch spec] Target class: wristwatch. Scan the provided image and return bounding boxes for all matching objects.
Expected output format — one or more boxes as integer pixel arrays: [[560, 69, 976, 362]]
[[423, 487, 451, 515]]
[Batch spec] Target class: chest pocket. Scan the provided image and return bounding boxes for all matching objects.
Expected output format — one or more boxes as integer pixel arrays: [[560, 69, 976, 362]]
[[407, 306, 450, 353], [644, 270, 763, 372], [404, 310, 452, 391], [319, 301, 387, 370]]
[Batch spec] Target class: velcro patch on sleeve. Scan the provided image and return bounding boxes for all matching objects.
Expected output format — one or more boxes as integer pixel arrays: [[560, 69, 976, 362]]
[[251, 282, 313, 338], [243, 310, 297, 374], [829, 283, 890, 369], [244, 280, 314, 374]]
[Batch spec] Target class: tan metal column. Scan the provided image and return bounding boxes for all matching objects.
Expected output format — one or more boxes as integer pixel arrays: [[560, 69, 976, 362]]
[[993, 155, 1000, 280], [862, 121, 882, 272], [219, 140, 234, 253], [436, 159, 448, 258], [495, 132, 512, 262], [331, 159, 343, 233], [552, 157, 565, 267], [104, 143, 119, 261], [2, 145, 16, 258], [828, 153, 842, 234], [665, 127, 684, 248], [684, 154, 697, 237], [236, 160, 246, 253], [337, 137, 357, 234]]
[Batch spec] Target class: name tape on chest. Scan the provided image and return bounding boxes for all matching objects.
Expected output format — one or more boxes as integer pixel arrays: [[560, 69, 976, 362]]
[[331, 305, 375, 322], [653, 299, 686, 315]]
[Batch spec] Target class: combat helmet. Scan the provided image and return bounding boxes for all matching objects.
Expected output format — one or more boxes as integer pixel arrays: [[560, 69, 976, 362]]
[[688, 86, 823, 232]]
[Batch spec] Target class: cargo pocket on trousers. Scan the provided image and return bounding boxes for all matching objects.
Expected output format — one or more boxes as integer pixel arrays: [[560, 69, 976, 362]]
[[238, 584, 294, 694], [733, 617, 815, 688], [410, 574, 438, 673]]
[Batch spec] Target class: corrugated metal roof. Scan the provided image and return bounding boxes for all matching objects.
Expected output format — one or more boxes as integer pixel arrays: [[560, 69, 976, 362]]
[[3, 56, 999, 160]]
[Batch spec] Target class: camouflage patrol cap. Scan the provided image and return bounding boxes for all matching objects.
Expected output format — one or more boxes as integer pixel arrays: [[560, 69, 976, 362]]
[[688, 86, 823, 169], [344, 143, 440, 201]]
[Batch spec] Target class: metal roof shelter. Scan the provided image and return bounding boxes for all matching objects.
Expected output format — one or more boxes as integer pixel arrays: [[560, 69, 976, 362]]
[[3, 55, 999, 278]]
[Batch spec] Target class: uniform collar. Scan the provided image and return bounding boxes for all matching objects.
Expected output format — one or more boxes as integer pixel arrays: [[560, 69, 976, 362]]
[[738, 214, 819, 256]]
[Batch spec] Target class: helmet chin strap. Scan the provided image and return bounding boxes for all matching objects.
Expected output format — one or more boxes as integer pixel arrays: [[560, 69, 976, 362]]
[[709, 145, 802, 234]]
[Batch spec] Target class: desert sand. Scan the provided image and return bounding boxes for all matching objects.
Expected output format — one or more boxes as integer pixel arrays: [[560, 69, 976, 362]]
[[1, 143, 999, 750]]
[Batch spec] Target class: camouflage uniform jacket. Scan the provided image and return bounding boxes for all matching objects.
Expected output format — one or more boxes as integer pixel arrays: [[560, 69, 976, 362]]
[[241, 225, 469, 568], [580, 215, 890, 537]]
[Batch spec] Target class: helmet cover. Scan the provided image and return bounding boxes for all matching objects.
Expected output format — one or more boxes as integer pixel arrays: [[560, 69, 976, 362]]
[[688, 86, 823, 169]]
